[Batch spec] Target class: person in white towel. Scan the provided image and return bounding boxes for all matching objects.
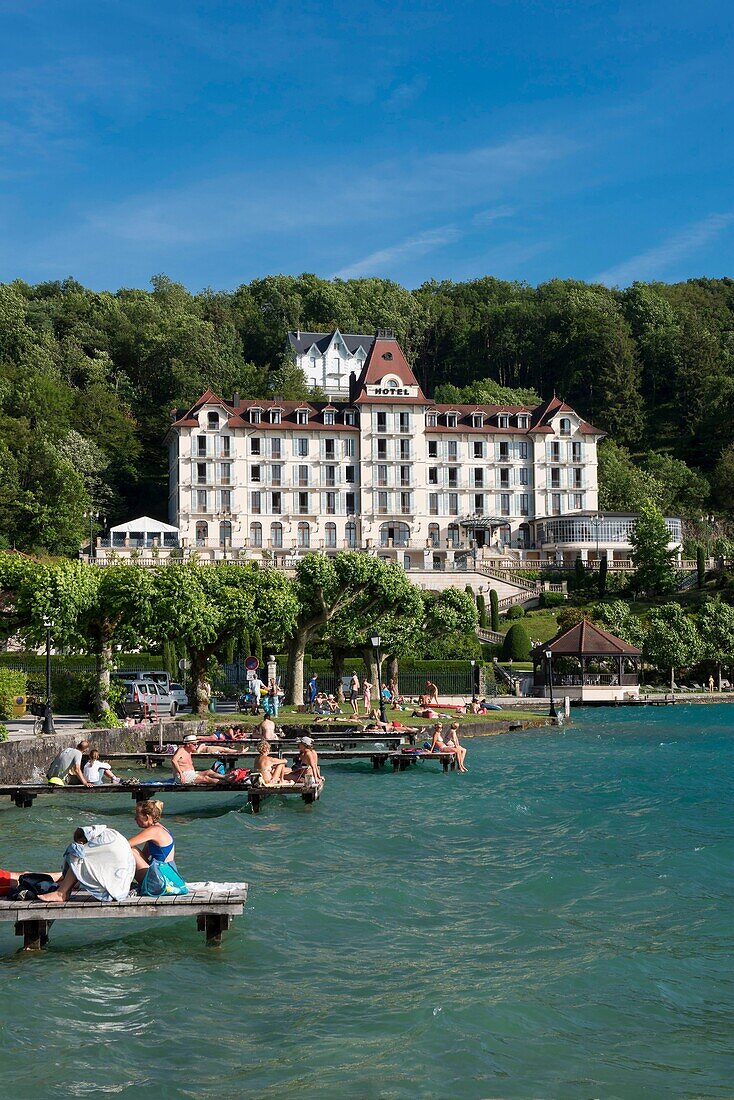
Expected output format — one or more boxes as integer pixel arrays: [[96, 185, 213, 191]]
[[39, 825, 135, 904]]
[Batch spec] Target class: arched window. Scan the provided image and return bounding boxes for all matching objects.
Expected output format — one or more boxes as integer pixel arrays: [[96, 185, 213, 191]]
[[345, 521, 357, 548], [379, 521, 410, 547], [428, 522, 440, 548], [219, 520, 232, 547], [447, 523, 459, 547], [297, 522, 310, 549], [559, 417, 571, 435], [195, 521, 208, 546], [517, 522, 530, 547], [250, 522, 262, 548], [207, 411, 219, 429], [403, 552, 411, 570], [325, 522, 336, 548], [270, 522, 283, 549], [499, 523, 511, 546]]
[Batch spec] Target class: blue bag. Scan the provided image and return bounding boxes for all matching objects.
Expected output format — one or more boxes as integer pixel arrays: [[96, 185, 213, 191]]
[[140, 859, 188, 897]]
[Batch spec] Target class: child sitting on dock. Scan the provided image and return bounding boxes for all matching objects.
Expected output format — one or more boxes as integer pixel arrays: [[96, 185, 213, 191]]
[[127, 800, 177, 882], [83, 749, 123, 786]]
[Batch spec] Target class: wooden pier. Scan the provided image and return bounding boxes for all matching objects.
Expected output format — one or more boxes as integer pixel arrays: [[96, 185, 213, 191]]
[[109, 749, 399, 770], [0, 779, 324, 813], [395, 750, 459, 772], [0, 885, 248, 950]]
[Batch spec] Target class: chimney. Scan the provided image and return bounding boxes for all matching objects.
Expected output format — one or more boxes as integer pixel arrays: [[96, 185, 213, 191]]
[[233, 392, 240, 406]]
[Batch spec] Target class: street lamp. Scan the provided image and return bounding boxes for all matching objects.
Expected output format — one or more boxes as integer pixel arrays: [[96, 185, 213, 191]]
[[83, 510, 104, 560], [544, 648, 557, 720], [42, 615, 55, 735], [470, 658, 477, 702], [371, 634, 386, 723]]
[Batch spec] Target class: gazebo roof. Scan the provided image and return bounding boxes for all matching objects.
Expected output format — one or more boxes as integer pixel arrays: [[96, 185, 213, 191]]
[[535, 618, 642, 657]]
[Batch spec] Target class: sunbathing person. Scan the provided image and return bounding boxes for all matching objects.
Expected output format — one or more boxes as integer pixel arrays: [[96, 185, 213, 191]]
[[171, 735, 222, 784], [427, 722, 450, 753], [128, 800, 176, 882], [39, 825, 135, 904], [285, 736, 322, 785], [256, 739, 288, 786], [444, 722, 468, 772]]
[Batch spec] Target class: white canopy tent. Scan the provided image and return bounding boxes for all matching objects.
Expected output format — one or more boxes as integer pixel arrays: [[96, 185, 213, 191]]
[[109, 516, 180, 547]]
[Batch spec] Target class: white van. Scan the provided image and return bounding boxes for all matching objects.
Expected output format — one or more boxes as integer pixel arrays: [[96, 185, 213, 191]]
[[119, 678, 177, 718]]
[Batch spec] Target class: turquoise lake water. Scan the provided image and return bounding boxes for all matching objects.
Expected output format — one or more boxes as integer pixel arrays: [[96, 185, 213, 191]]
[[1, 706, 733, 1098]]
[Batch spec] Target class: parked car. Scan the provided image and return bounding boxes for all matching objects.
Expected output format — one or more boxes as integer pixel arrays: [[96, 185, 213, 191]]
[[169, 682, 189, 709], [118, 678, 177, 719], [112, 670, 172, 692]]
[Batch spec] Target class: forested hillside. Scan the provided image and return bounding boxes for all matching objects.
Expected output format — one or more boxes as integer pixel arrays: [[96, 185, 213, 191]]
[[1, 273, 733, 556]]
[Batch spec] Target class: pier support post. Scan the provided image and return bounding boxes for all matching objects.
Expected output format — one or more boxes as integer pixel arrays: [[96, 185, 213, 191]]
[[15, 919, 53, 950], [197, 913, 230, 945]]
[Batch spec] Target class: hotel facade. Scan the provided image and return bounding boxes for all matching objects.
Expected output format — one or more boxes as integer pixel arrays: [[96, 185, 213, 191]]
[[137, 332, 681, 572]]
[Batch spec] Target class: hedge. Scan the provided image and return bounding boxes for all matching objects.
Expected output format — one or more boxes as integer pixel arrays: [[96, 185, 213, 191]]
[[0, 669, 27, 720]]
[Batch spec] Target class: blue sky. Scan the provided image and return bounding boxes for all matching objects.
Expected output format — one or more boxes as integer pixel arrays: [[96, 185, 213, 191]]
[[1, 0, 733, 291]]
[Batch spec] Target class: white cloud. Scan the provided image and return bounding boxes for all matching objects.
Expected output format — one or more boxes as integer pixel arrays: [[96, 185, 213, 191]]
[[57, 131, 571, 251], [334, 225, 460, 278], [595, 213, 734, 286]]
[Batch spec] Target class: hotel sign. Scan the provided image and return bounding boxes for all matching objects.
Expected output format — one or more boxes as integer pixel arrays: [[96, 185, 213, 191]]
[[366, 383, 419, 397]]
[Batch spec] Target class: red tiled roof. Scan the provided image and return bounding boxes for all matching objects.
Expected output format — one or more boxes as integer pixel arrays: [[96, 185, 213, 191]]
[[535, 618, 641, 656]]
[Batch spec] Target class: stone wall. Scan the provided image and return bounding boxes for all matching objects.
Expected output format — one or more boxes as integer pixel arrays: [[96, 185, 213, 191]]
[[0, 720, 202, 784]]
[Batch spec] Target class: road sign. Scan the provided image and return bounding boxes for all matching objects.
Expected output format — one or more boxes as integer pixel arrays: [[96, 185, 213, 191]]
[[178, 658, 190, 671], [244, 656, 260, 671]]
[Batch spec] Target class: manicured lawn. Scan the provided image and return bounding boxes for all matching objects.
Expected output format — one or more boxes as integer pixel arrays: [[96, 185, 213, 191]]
[[497, 608, 561, 643]]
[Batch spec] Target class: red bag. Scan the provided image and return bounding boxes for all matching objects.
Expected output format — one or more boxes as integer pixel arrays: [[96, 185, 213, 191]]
[[0, 869, 12, 897], [227, 767, 250, 783]]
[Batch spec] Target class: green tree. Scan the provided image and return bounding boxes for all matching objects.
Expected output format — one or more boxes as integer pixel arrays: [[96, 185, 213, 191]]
[[598, 554, 608, 598], [597, 440, 661, 512], [501, 623, 531, 661], [421, 588, 479, 660], [476, 592, 488, 628], [697, 544, 706, 589], [489, 588, 500, 632], [591, 600, 646, 648], [284, 552, 417, 704], [644, 605, 701, 689], [153, 563, 297, 714], [630, 503, 677, 597], [698, 598, 734, 689], [712, 443, 734, 516]]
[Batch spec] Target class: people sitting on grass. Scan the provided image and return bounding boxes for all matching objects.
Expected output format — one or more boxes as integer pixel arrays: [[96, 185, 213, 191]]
[[83, 749, 123, 786], [256, 739, 288, 786], [127, 800, 176, 882], [171, 734, 222, 785], [46, 740, 93, 787], [39, 825, 136, 904]]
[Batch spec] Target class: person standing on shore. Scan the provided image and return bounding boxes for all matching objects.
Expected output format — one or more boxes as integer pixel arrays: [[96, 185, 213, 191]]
[[426, 679, 439, 705], [349, 671, 360, 715], [307, 673, 318, 706], [362, 678, 372, 715]]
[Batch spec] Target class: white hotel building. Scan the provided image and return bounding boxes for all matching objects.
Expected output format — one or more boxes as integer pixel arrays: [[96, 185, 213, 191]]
[[137, 332, 680, 574]]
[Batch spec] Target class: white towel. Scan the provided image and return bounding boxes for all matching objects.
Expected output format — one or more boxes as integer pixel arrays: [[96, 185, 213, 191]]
[[68, 827, 135, 902]]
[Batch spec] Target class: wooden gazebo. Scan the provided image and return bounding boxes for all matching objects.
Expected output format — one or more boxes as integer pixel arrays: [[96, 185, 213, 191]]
[[533, 619, 642, 702]]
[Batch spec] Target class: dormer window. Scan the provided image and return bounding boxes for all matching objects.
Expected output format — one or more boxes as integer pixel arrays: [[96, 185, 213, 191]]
[[249, 408, 262, 425], [269, 408, 282, 425], [498, 414, 509, 429], [517, 415, 528, 429], [426, 412, 437, 427], [296, 408, 309, 425], [559, 417, 571, 435], [471, 413, 483, 428], [207, 411, 219, 429], [324, 409, 335, 426], [445, 412, 458, 428], [343, 410, 356, 426]]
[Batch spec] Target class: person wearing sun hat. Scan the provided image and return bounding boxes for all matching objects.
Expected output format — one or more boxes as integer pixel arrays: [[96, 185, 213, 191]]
[[286, 735, 323, 786], [171, 733, 222, 785]]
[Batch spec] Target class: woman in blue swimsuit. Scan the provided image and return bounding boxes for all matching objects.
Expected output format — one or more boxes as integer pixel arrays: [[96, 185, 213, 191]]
[[128, 800, 177, 882]]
